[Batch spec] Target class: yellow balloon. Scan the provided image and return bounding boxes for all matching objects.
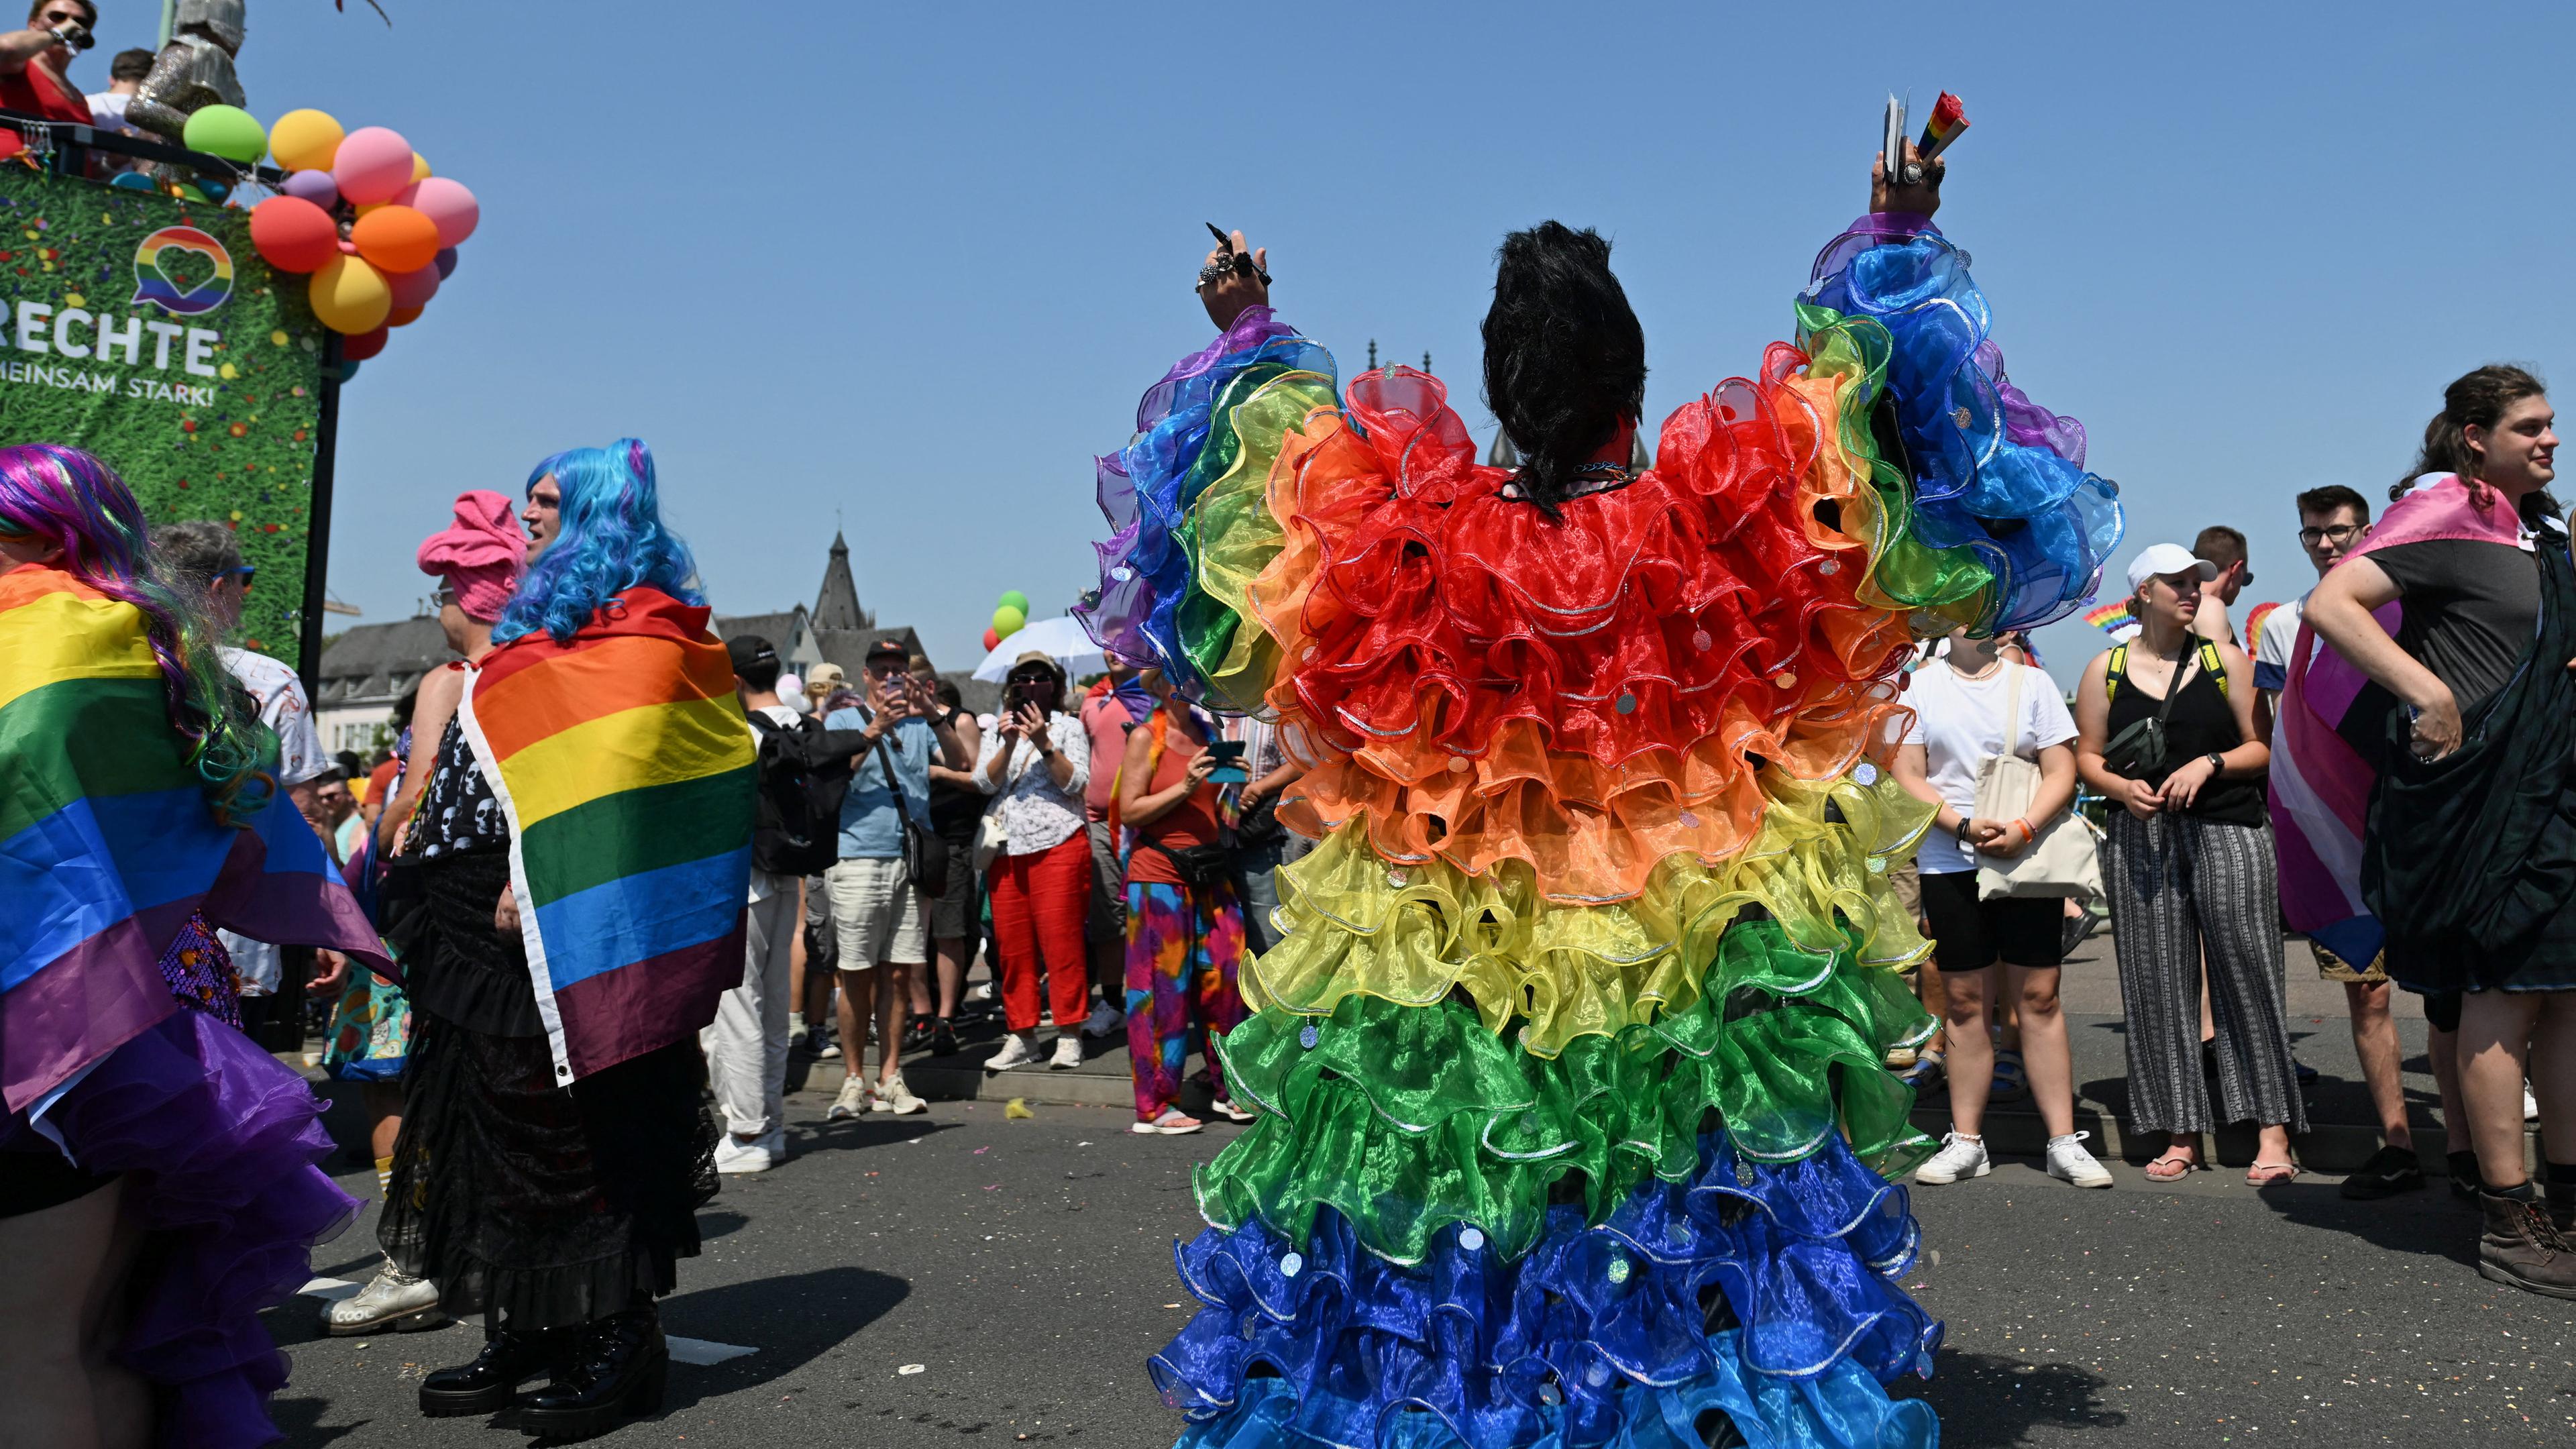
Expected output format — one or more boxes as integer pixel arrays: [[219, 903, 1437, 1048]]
[[410, 152, 431, 181], [309, 254, 390, 333], [268, 108, 344, 172]]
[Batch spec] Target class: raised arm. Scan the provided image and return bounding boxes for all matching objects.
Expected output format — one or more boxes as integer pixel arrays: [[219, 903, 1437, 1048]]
[[2305, 555, 2457, 759]]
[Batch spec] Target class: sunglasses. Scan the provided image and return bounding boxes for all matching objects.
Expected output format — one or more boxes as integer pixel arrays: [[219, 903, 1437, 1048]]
[[227, 564, 255, 590]]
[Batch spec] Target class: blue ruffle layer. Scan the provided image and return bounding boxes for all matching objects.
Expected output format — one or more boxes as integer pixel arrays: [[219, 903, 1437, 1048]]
[[1150, 1134, 1937, 1449], [1171, 1334, 1936, 1449], [1805, 219, 2122, 633]]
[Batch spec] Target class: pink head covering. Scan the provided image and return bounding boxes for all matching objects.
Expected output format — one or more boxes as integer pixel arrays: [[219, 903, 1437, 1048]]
[[416, 490, 527, 623]]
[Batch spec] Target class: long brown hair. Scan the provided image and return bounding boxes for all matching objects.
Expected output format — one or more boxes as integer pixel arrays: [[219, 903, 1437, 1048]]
[[2395, 364, 2547, 502]]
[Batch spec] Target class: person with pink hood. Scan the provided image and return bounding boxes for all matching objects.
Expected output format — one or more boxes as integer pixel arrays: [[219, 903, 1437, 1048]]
[[320, 490, 525, 1338]]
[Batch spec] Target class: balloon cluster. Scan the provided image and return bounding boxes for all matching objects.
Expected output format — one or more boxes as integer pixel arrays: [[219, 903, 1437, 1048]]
[[234, 109, 479, 378], [982, 588, 1030, 653]]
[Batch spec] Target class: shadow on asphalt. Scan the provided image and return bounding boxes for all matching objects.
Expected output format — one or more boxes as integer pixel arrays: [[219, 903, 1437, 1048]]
[[2249, 1178, 2483, 1266], [267, 1396, 370, 1447], [1894, 1349, 2124, 1444], [659, 1264, 912, 1415]]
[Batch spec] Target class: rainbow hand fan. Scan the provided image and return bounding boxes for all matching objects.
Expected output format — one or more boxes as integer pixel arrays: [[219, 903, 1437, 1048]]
[[1917, 92, 1970, 162]]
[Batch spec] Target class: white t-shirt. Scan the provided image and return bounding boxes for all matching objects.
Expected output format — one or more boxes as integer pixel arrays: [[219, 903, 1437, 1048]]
[[2253, 590, 2308, 696], [217, 647, 328, 993], [1900, 661, 2078, 875]]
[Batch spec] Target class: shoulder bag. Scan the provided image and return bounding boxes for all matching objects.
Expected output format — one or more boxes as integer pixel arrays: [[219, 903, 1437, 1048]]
[[871, 730, 951, 900], [1974, 663, 2104, 902]]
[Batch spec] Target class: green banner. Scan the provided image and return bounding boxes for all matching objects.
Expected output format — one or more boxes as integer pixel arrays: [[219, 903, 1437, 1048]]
[[0, 167, 329, 667]]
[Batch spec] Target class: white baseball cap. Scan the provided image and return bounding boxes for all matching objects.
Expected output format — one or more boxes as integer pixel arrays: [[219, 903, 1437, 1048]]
[[2125, 543, 2220, 591]]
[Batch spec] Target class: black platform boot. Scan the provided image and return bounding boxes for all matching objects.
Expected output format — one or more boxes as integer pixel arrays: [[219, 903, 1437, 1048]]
[[419, 1324, 561, 1417], [517, 1306, 669, 1439]]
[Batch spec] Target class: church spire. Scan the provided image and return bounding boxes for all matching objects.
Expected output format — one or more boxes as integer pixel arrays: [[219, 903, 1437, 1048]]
[[814, 531, 867, 631]]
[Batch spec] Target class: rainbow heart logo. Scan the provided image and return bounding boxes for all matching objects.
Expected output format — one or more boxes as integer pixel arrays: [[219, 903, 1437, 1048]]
[[131, 225, 232, 317]]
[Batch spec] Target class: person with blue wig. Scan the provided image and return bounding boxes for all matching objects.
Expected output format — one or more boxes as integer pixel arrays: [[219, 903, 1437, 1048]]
[[382, 438, 747, 1439]]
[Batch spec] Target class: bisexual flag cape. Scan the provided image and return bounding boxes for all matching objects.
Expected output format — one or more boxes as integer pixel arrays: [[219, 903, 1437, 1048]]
[[457, 586, 755, 1087], [2272, 475, 2527, 967], [0, 564, 387, 1114]]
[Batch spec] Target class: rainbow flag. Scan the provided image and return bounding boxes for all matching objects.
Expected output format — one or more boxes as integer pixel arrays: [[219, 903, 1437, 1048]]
[[2082, 601, 2131, 632], [458, 587, 755, 1085], [0, 565, 386, 1112]]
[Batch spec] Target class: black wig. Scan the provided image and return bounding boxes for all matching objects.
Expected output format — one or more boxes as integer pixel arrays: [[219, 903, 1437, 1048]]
[[1481, 221, 1647, 513]]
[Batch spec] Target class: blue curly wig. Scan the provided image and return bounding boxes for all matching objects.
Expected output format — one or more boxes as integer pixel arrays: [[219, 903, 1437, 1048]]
[[490, 437, 703, 645]]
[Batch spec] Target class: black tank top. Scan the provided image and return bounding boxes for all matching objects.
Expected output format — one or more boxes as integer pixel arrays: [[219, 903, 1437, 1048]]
[[2105, 647, 2265, 826]]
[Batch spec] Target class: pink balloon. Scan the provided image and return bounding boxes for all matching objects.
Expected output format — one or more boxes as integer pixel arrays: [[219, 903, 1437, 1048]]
[[332, 125, 415, 205], [280, 168, 338, 207], [385, 263, 439, 309], [396, 175, 478, 248]]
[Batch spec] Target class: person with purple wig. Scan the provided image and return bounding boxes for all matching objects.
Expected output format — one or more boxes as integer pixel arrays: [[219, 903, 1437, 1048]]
[[0, 443, 388, 1448]]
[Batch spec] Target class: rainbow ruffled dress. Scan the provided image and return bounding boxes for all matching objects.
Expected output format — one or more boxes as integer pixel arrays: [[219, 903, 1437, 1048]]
[[1079, 213, 2119, 1449]]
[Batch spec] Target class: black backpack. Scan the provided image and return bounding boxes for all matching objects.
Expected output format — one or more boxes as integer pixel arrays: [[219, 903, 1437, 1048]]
[[746, 711, 867, 876]]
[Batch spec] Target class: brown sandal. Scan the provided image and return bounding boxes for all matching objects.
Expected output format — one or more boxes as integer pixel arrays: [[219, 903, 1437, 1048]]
[[2245, 1161, 2300, 1186], [2144, 1150, 2198, 1182]]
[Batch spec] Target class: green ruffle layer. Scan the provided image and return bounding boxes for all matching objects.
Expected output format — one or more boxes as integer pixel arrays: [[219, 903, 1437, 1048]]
[[1197, 919, 1935, 1265]]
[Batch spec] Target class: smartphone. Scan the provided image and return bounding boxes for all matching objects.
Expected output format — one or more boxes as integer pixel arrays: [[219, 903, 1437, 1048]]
[[1882, 94, 1916, 186], [1205, 739, 1248, 785]]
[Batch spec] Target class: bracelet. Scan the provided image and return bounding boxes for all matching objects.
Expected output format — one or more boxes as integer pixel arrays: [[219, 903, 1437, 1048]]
[[1954, 817, 1974, 844], [2012, 817, 2036, 845]]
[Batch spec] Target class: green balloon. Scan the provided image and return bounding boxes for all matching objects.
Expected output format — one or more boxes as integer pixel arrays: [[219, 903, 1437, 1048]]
[[998, 589, 1032, 614], [182, 105, 268, 164], [992, 604, 1026, 637]]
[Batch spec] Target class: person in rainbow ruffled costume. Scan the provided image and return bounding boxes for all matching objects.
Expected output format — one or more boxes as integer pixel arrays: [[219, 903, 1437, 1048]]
[[1077, 144, 2121, 1449]]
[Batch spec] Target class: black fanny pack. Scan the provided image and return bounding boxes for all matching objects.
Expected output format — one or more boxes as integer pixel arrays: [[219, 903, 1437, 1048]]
[[1140, 838, 1235, 890]]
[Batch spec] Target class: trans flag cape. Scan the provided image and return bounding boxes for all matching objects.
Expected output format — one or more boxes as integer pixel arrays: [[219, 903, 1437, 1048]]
[[0, 564, 386, 1114], [2272, 475, 2528, 968], [458, 586, 755, 1086]]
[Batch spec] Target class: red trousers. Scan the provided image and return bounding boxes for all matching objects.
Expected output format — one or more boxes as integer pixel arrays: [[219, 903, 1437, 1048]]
[[990, 831, 1093, 1033]]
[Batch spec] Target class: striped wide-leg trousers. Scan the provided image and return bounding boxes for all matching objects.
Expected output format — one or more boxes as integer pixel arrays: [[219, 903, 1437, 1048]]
[[2102, 812, 2307, 1136]]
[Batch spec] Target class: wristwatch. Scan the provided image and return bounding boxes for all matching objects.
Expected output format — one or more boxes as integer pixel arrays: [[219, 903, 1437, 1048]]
[[2204, 751, 2226, 775]]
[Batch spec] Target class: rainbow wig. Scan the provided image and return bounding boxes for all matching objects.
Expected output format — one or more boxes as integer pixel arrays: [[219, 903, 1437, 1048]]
[[0, 443, 275, 822], [492, 437, 703, 645]]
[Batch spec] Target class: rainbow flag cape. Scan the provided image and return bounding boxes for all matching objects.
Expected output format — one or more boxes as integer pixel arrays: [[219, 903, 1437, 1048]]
[[458, 586, 754, 1085], [0, 565, 387, 1112], [2273, 476, 2524, 967]]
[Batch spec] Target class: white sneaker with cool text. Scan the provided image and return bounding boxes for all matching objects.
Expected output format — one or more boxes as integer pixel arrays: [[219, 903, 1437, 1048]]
[[2046, 1131, 2114, 1188], [1914, 1132, 1990, 1185]]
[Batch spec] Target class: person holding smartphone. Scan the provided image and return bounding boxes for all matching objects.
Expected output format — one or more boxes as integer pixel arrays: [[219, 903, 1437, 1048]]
[[0, 1, 95, 126], [820, 639, 969, 1118], [1114, 671, 1249, 1134], [975, 653, 1092, 1073]]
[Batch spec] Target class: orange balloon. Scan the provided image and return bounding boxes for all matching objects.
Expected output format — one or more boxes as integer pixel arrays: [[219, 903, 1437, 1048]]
[[350, 204, 439, 275], [387, 304, 425, 327]]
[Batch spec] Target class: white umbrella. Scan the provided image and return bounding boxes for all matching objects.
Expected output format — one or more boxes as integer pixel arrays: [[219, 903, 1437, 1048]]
[[971, 614, 1108, 682]]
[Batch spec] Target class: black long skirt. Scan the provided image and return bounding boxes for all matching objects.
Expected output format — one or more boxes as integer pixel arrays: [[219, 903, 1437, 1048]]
[[378, 849, 717, 1329]]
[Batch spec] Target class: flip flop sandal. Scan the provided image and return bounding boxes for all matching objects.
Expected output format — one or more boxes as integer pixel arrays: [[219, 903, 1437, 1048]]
[[1896, 1048, 1945, 1090], [2145, 1150, 2198, 1182], [1990, 1048, 2030, 1102], [2245, 1161, 2300, 1186]]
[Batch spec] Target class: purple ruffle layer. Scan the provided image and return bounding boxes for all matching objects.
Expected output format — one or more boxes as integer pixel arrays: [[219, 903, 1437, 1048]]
[[38, 1012, 358, 1449]]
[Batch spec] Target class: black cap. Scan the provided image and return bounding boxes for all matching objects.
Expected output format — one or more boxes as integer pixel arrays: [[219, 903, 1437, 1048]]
[[725, 635, 778, 676], [865, 637, 908, 663]]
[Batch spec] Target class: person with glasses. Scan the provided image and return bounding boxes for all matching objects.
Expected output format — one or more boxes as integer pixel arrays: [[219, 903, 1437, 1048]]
[[152, 519, 343, 1045], [0, 0, 95, 127]]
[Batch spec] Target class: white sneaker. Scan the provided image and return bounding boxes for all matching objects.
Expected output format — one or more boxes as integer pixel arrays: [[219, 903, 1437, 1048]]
[[714, 1134, 778, 1175], [1081, 1002, 1126, 1039], [826, 1076, 871, 1120], [1050, 1035, 1085, 1070], [2528, 1084, 2542, 1122], [877, 1072, 927, 1116], [985, 1032, 1039, 1073], [2045, 1131, 2114, 1188], [1914, 1132, 1990, 1185], [967, 981, 998, 1003], [319, 1261, 447, 1336]]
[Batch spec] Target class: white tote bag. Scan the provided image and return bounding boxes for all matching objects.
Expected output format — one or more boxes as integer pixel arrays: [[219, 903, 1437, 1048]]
[[1973, 663, 2104, 902]]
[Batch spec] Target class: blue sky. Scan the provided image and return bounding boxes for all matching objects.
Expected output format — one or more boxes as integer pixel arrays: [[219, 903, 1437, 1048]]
[[71, 1, 2574, 683]]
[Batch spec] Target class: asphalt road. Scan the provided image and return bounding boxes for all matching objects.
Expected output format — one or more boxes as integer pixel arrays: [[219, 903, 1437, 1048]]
[[269, 1094, 2576, 1448]]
